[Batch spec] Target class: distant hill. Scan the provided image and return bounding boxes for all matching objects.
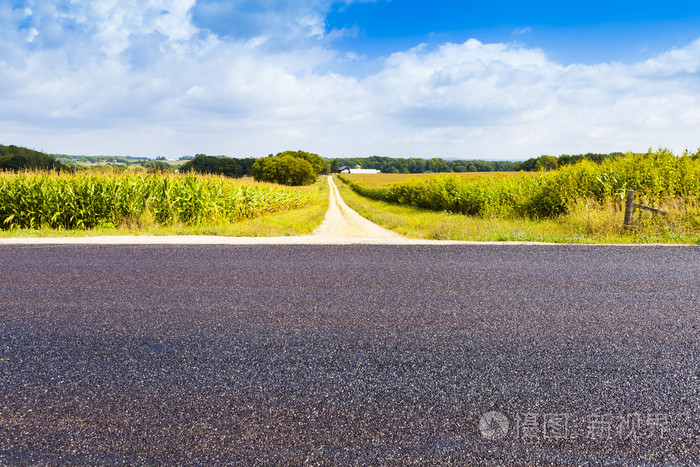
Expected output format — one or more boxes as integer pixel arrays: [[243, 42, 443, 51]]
[[55, 154, 150, 165], [0, 145, 71, 171]]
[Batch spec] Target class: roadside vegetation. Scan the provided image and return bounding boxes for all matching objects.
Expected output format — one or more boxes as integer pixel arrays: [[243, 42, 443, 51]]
[[0, 170, 326, 236], [338, 149, 700, 244]]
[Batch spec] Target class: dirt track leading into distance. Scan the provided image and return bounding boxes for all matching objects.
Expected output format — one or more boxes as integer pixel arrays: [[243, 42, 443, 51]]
[[312, 176, 403, 239]]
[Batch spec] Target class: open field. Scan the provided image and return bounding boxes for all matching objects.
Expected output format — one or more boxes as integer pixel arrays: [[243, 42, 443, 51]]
[[0, 171, 328, 237], [338, 150, 700, 243], [341, 171, 523, 189]]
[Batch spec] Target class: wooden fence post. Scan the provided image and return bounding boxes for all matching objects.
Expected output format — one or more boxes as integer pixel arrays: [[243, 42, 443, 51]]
[[623, 189, 669, 227], [624, 189, 635, 227]]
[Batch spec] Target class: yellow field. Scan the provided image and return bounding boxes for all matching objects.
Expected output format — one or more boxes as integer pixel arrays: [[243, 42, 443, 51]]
[[340, 171, 523, 188]]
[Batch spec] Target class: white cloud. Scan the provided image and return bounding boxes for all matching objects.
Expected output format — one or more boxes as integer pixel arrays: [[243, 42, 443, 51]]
[[0, 1, 699, 158], [512, 26, 532, 35], [189, 0, 360, 46], [357, 39, 700, 157]]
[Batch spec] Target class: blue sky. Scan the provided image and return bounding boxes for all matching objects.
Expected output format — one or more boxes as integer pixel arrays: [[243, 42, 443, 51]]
[[2, 0, 700, 159], [324, 1, 700, 64]]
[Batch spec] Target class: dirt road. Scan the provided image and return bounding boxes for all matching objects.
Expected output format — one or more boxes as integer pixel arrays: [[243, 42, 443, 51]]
[[312, 176, 402, 239]]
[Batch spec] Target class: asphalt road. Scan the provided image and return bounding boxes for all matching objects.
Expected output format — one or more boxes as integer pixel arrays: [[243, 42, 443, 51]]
[[0, 244, 698, 465]]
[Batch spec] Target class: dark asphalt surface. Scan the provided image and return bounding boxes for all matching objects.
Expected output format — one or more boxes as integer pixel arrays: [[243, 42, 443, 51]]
[[0, 244, 698, 465]]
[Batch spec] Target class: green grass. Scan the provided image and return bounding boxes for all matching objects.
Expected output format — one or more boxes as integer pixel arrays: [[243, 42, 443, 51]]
[[337, 176, 700, 244]]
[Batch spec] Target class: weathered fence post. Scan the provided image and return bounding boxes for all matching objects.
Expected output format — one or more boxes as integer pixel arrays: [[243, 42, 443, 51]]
[[624, 189, 635, 227], [623, 189, 668, 227]]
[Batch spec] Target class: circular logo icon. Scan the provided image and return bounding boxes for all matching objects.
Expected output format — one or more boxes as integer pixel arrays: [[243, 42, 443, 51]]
[[479, 411, 510, 440]]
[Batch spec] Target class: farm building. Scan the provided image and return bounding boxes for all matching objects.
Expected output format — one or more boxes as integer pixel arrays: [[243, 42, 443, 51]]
[[338, 165, 380, 174]]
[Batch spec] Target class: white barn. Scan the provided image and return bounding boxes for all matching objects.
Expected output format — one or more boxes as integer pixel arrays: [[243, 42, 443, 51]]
[[338, 165, 381, 174]]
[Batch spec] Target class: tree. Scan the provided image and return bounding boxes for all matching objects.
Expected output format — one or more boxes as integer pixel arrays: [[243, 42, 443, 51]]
[[275, 150, 324, 174], [515, 157, 539, 171], [558, 154, 584, 167], [0, 145, 71, 171], [536, 155, 559, 171], [252, 155, 317, 186], [179, 154, 257, 178], [143, 160, 170, 172], [179, 154, 222, 174], [330, 160, 339, 173], [220, 158, 240, 177]]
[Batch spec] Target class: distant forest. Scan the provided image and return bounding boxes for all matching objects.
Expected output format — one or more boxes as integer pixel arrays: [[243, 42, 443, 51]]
[[331, 156, 515, 173], [331, 153, 623, 173], [180, 154, 257, 177], [55, 154, 172, 171], [0, 145, 71, 171], [1, 144, 625, 176], [180, 152, 623, 178], [56, 154, 150, 164]]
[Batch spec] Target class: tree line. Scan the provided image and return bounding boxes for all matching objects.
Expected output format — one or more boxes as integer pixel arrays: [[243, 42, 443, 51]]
[[330, 156, 516, 173], [330, 153, 622, 173], [180, 151, 326, 186], [2, 144, 627, 185], [0, 145, 71, 171], [179, 154, 257, 178], [515, 153, 623, 172]]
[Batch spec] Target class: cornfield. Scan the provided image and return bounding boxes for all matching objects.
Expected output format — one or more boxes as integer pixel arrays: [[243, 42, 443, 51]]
[[0, 171, 315, 230], [339, 149, 700, 219]]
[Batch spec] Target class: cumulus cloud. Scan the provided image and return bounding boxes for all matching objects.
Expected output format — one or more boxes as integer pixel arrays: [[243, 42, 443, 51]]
[[0, 0, 699, 158], [360, 38, 700, 156]]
